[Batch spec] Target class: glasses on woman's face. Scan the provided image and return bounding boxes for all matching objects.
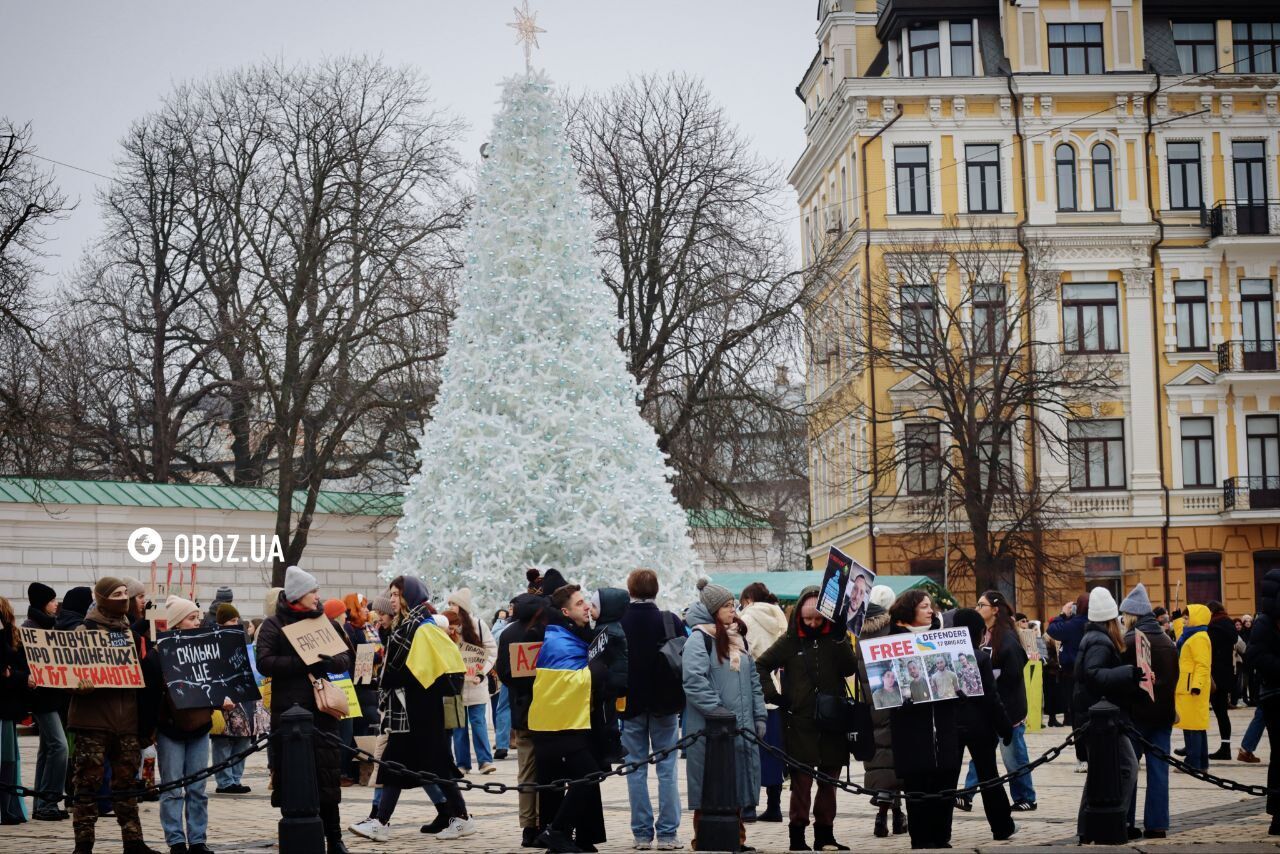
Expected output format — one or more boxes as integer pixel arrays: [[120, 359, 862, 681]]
[[977, 601, 992, 610]]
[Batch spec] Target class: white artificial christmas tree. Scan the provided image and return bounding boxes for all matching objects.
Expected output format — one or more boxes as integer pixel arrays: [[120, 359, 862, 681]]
[[385, 70, 701, 608]]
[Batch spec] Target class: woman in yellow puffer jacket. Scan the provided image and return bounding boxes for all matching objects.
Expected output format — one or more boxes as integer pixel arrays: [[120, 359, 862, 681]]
[[1175, 604, 1213, 769]]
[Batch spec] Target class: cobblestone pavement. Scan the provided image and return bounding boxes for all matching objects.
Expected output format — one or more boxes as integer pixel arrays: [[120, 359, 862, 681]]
[[4, 707, 1277, 852]]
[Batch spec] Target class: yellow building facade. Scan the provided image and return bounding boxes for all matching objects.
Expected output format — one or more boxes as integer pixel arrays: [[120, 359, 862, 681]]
[[793, 0, 1280, 619]]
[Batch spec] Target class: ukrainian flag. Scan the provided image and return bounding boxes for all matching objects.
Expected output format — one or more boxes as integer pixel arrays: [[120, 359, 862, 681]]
[[528, 624, 591, 732], [406, 620, 466, 689]]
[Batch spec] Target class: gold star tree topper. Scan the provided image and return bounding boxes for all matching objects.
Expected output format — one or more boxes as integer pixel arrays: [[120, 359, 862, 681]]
[[507, 1, 546, 73]]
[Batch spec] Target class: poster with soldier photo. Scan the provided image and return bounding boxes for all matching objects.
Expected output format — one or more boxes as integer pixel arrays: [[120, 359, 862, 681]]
[[859, 627, 982, 710], [842, 561, 876, 637]]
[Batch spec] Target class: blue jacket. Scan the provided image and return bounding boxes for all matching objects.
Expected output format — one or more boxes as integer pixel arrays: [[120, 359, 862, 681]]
[[1048, 612, 1089, 669]]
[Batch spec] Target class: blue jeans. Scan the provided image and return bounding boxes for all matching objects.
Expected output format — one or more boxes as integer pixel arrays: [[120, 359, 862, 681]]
[[620, 714, 681, 843], [1243, 705, 1267, 753], [1126, 724, 1170, 831], [371, 783, 446, 811], [966, 723, 1035, 803], [31, 710, 68, 813], [211, 736, 250, 788], [452, 704, 493, 769], [157, 732, 209, 846], [1183, 730, 1208, 770], [493, 686, 512, 751]]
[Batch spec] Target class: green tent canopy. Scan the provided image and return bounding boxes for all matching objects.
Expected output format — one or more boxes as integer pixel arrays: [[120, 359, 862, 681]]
[[709, 571, 956, 611]]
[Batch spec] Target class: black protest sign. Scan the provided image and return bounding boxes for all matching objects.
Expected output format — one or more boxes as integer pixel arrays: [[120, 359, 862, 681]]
[[154, 626, 261, 710], [587, 629, 608, 662]]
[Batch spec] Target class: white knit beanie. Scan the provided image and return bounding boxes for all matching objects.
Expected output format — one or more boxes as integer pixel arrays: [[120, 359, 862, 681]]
[[165, 595, 201, 628], [869, 585, 895, 611], [1088, 586, 1119, 622]]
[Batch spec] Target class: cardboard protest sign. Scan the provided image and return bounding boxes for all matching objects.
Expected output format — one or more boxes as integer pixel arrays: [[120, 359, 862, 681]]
[[282, 616, 348, 665], [509, 642, 542, 678], [1135, 630, 1155, 702], [1017, 627, 1040, 658], [20, 627, 143, 689], [842, 560, 876, 638], [859, 627, 982, 710], [459, 641, 488, 677], [816, 547, 853, 621], [354, 645, 377, 685], [153, 626, 261, 710]]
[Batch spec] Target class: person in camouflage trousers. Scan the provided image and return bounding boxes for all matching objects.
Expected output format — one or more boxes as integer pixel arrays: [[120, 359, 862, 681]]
[[66, 577, 160, 854]]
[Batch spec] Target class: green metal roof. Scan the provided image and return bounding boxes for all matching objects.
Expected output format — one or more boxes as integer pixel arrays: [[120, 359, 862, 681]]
[[0, 477, 762, 528], [710, 570, 955, 607]]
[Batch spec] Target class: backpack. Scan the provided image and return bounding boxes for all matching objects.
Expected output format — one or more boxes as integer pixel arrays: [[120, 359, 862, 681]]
[[653, 614, 712, 716]]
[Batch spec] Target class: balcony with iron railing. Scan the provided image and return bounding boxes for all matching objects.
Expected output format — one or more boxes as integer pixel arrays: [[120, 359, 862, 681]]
[[1217, 339, 1279, 374], [1223, 476, 1280, 512], [1204, 201, 1280, 240]]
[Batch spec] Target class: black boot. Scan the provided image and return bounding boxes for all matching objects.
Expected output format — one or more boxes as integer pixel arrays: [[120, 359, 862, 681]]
[[1047, 716, 1060, 727], [327, 835, 350, 854], [812, 824, 849, 851], [873, 808, 889, 838], [421, 804, 451, 834], [1270, 816, 1280, 836], [892, 805, 908, 836], [788, 824, 810, 851], [521, 826, 541, 848], [759, 785, 783, 822], [1209, 743, 1232, 760], [320, 804, 348, 854]]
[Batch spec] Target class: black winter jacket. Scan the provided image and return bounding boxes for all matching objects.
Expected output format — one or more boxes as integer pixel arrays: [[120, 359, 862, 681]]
[[496, 593, 547, 731], [987, 634, 1029, 725], [1121, 614, 1177, 730], [21, 611, 67, 716], [1206, 615, 1239, 692], [956, 646, 1013, 744], [1246, 568, 1280, 703], [885, 622, 962, 777], [619, 601, 686, 718], [1072, 623, 1140, 720]]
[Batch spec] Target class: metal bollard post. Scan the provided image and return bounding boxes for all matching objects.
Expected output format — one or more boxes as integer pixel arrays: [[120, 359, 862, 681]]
[[277, 704, 326, 854], [696, 711, 741, 853], [1081, 700, 1127, 845]]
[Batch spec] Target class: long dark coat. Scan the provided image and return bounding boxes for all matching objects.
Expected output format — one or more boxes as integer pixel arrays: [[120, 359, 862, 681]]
[[856, 609, 900, 793], [255, 596, 354, 808], [754, 586, 857, 767]]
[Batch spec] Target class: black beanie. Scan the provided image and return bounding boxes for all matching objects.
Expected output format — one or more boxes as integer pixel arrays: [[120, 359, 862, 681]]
[[28, 581, 57, 611], [540, 568, 569, 599]]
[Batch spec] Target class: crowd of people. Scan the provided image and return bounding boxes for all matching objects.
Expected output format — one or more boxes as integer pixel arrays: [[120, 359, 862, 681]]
[[1, 566, 1279, 852]]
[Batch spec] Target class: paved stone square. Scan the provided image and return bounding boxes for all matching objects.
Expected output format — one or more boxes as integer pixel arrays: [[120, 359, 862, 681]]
[[4, 707, 1277, 852]]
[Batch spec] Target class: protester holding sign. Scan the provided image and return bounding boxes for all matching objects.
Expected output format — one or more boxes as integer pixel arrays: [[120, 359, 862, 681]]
[[143, 596, 233, 854], [855, 584, 907, 840], [588, 587, 629, 768], [64, 577, 160, 854], [445, 588, 498, 775], [211, 605, 268, 796], [255, 566, 354, 854], [0, 596, 32, 826], [754, 585, 857, 853], [885, 589, 961, 851], [1120, 583, 1176, 839], [21, 582, 70, 823], [496, 591, 549, 847]]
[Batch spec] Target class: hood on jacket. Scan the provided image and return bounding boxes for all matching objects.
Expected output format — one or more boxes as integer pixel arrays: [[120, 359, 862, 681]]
[[511, 592, 545, 623], [1186, 604, 1210, 628], [685, 600, 713, 628], [1262, 568, 1280, 620], [742, 600, 789, 637], [786, 586, 820, 636], [595, 587, 629, 624], [55, 587, 91, 631], [402, 576, 431, 612]]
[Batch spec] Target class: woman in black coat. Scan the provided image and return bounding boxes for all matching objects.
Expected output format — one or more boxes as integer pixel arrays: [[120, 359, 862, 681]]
[[887, 590, 961, 850], [255, 567, 354, 854], [951, 608, 1015, 841], [1246, 567, 1280, 835]]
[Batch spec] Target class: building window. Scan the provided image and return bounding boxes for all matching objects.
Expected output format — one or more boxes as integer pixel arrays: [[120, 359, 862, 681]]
[[1247, 415, 1280, 489], [1167, 142, 1202, 210], [978, 423, 1015, 490], [1055, 145, 1078, 211], [972, 283, 1006, 355], [1091, 143, 1114, 211], [1186, 553, 1222, 604], [1084, 555, 1123, 601], [905, 422, 942, 494], [1174, 280, 1209, 351], [1062, 282, 1120, 354], [1174, 22, 1217, 73], [1241, 279, 1276, 370], [1181, 417, 1216, 487], [1069, 419, 1126, 490], [1048, 23, 1104, 74], [1234, 22, 1280, 73], [908, 25, 941, 76], [965, 144, 1001, 213], [895, 145, 931, 214], [951, 22, 974, 76], [901, 284, 935, 354]]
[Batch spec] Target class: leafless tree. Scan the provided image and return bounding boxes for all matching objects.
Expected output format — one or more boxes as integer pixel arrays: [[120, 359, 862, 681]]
[[565, 74, 815, 561], [812, 222, 1119, 610], [0, 119, 70, 336]]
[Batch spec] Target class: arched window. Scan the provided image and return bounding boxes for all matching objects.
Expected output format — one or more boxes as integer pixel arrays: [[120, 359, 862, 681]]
[[1091, 143, 1114, 211], [1056, 144, 1077, 211]]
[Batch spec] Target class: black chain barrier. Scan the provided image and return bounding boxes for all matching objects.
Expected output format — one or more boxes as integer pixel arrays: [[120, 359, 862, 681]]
[[738, 725, 1083, 804], [0, 732, 271, 806], [314, 727, 706, 794], [1122, 722, 1278, 797]]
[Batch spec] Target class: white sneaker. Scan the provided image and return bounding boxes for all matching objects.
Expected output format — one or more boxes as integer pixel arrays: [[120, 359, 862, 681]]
[[633, 840, 654, 850], [657, 837, 684, 850], [437, 816, 477, 839], [349, 817, 390, 841], [1075, 761, 1088, 773]]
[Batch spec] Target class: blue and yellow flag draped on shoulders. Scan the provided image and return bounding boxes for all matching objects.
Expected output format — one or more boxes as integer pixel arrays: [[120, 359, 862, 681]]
[[406, 619, 466, 688], [529, 624, 591, 732]]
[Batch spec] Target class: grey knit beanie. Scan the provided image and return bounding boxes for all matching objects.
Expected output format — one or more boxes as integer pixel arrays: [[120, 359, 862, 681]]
[[696, 577, 733, 614], [283, 565, 319, 603]]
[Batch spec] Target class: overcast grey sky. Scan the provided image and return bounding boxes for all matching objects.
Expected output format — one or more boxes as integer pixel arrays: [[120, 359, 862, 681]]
[[1, 1, 817, 285]]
